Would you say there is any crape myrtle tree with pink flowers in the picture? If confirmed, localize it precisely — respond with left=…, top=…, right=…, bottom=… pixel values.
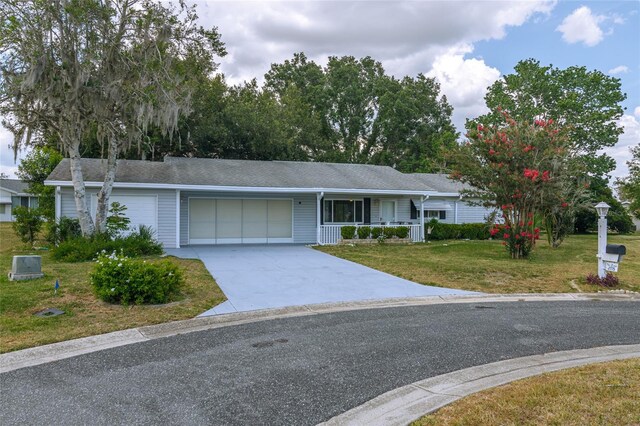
left=449, top=109, right=586, bottom=259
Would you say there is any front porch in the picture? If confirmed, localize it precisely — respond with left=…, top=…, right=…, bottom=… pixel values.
left=318, top=223, right=423, bottom=245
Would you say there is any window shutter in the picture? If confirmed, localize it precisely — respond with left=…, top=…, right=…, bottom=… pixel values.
left=410, top=200, right=418, bottom=220
left=364, top=198, right=371, bottom=224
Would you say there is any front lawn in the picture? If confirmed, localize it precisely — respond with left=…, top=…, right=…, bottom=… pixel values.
left=412, top=359, right=640, bottom=426
left=317, top=234, right=640, bottom=293
left=0, top=223, right=225, bottom=353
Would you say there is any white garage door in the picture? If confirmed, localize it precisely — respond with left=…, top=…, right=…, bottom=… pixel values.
left=189, top=198, right=293, bottom=244
left=92, top=194, right=158, bottom=234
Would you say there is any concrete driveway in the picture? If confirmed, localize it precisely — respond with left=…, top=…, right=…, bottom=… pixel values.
left=166, top=245, right=476, bottom=315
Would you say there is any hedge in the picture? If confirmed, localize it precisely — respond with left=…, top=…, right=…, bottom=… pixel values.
left=426, top=220, right=490, bottom=241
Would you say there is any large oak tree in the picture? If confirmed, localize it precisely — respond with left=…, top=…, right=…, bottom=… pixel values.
left=1, top=0, right=225, bottom=235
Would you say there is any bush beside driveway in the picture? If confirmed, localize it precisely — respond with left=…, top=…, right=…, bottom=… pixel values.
left=0, top=223, right=225, bottom=353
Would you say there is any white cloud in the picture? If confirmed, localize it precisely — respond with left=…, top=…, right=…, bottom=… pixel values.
left=608, top=65, right=629, bottom=75
left=0, top=128, right=28, bottom=178
left=193, top=0, right=555, bottom=84
left=605, top=111, right=640, bottom=180
left=426, top=45, right=501, bottom=134
left=556, top=6, right=605, bottom=47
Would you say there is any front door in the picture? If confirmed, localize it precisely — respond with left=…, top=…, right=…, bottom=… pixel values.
left=380, top=200, right=396, bottom=223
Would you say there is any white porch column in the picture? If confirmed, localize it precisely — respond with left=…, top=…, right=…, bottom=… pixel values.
left=175, top=189, right=181, bottom=248
left=455, top=196, right=462, bottom=224
left=55, top=186, right=61, bottom=220
left=316, top=192, right=324, bottom=245
left=420, top=195, right=426, bottom=242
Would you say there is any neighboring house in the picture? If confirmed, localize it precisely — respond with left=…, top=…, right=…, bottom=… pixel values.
left=0, top=179, right=39, bottom=222
left=45, top=157, right=495, bottom=247
left=621, top=201, right=640, bottom=232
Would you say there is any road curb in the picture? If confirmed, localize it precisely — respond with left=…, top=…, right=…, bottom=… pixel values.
left=1, top=293, right=638, bottom=374
left=319, top=344, right=640, bottom=426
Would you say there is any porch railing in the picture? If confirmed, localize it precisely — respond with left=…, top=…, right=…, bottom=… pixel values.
left=318, top=224, right=422, bottom=245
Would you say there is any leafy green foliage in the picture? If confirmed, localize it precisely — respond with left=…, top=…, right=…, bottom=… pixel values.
left=264, top=53, right=457, bottom=171
left=617, top=145, right=640, bottom=219
left=12, top=206, right=43, bottom=245
left=105, top=202, right=131, bottom=238
left=574, top=177, right=635, bottom=234
left=474, top=59, right=626, bottom=178
left=51, top=229, right=162, bottom=262
left=371, top=227, right=384, bottom=239
left=16, top=147, right=62, bottom=221
left=341, top=226, right=357, bottom=240
left=383, top=227, right=396, bottom=239
left=91, top=251, right=183, bottom=305
left=357, top=226, right=371, bottom=239
left=426, top=219, right=490, bottom=241
left=45, top=217, right=82, bottom=245
left=395, top=226, right=410, bottom=239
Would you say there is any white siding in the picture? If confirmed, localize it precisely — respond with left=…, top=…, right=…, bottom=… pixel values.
left=59, top=187, right=177, bottom=248
left=456, top=200, right=495, bottom=224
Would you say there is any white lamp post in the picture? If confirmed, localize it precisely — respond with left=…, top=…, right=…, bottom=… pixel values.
left=595, top=201, right=610, bottom=278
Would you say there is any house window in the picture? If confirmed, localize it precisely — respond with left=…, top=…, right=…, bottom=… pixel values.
left=0, top=204, right=5, bottom=214
left=324, top=199, right=363, bottom=224
left=426, top=210, right=446, bottom=220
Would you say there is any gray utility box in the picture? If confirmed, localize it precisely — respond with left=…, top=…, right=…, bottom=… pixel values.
left=603, top=244, right=626, bottom=263
left=8, top=255, right=44, bottom=281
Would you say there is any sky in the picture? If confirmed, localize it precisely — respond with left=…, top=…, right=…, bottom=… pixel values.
left=1, top=0, right=639, bottom=182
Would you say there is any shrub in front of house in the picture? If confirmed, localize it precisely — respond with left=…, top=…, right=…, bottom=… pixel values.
left=426, top=219, right=491, bottom=241
left=395, top=226, right=409, bottom=239
left=357, top=226, right=371, bottom=239
left=340, top=226, right=357, bottom=240
left=371, top=227, right=383, bottom=239
left=382, top=227, right=396, bottom=239
left=52, top=227, right=163, bottom=262
left=91, top=250, right=183, bottom=305
left=46, top=217, right=82, bottom=245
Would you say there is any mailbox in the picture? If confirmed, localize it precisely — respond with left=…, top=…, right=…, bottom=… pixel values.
left=604, top=244, right=626, bottom=262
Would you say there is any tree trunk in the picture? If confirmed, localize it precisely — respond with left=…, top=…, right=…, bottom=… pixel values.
left=95, top=140, right=119, bottom=233
left=68, top=141, right=96, bottom=236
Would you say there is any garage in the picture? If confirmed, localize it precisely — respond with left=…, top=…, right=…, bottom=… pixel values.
left=189, top=198, right=293, bottom=244
left=91, top=194, right=158, bottom=234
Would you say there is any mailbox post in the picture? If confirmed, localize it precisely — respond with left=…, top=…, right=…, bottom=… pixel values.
left=595, top=202, right=610, bottom=279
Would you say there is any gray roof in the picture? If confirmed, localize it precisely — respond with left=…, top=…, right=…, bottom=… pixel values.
left=0, top=179, right=30, bottom=194
left=410, top=173, right=469, bottom=193
left=47, top=157, right=439, bottom=193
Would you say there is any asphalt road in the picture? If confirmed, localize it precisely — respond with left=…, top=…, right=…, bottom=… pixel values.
left=2, top=301, right=639, bottom=425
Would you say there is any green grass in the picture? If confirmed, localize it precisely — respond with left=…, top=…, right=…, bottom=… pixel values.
left=0, top=223, right=225, bottom=353
left=412, top=359, right=640, bottom=426
left=317, top=234, right=640, bottom=293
